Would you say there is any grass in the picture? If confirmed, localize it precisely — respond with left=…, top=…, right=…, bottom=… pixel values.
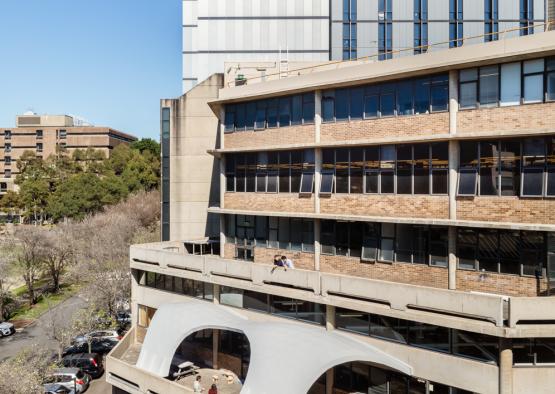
left=9, top=283, right=80, bottom=321
left=11, top=278, right=50, bottom=297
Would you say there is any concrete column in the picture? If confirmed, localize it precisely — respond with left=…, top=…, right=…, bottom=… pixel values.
left=212, top=329, right=220, bottom=369
left=315, top=90, right=322, bottom=144
left=499, top=338, right=513, bottom=394
left=448, top=70, right=458, bottom=135
left=213, top=284, right=221, bottom=305
left=220, top=154, right=226, bottom=210
left=325, top=303, right=335, bottom=394
left=315, top=148, right=322, bottom=214
left=314, top=219, right=321, bottom=271
left=219, top=214, right=225, bottom=259
left=448, top=226, right=457, bottom=290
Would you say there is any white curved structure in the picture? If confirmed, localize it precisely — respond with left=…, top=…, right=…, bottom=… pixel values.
left=136, top=301, right=412, bottom=394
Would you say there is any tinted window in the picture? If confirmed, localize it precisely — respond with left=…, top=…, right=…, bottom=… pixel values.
left=335, top=89, right=350, bottom=121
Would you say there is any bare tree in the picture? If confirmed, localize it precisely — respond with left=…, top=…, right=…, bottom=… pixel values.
left=41, top=224, right=75, bottom=293
left=10, top=226, right=47, bottom=306
left=0, top=248, right=14, bottom=320
left=0, top=345, right=53, bottom=394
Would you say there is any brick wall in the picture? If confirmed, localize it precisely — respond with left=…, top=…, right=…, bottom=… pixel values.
left=253, top=246, right=315, bottom=270
left=457, top=197, right=555, bottom=224
left=320, top=113, right=449, bottom=143
left=456, top=269, right=547, bottom=297
left=223, top=243, right=236, bottom=259
left=320, top=194, right=449, bottom=219
left=224, top=192, right=315, bottom=213
left=224, top=124, right=315, bottom=149
left=457, top=102, right=555, bottom=134
left=320, top=255, right=449, bottom=289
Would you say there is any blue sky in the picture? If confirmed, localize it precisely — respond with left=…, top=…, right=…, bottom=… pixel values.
left=0, top=0, right=181, bottom=140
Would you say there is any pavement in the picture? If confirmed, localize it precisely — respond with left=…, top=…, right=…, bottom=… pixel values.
left=0, top=294, right=87, bottom=362
left=88, top=373, right=112, bottom=394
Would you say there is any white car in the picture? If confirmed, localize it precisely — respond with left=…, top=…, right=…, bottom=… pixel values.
left=74, top=329, right=122, bottom=344
left=0, top=321, right=15, bottom=337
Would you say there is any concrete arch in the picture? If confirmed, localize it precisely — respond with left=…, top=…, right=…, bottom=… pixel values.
left=136, top=301, right=413, bottom=394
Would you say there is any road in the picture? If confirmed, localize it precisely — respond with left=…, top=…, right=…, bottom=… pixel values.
left=0, top=294, right=87, bottom=362
left=88, top=373, right=111, bottom=394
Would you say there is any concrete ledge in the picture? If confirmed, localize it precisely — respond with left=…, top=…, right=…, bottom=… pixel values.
left=252, top=264, right=321, bottom=293
left=205, top=256, right=253, bottom=280
left=509, top=297, right=555, bottom=327
left=321, top=273, right=506, bottom=327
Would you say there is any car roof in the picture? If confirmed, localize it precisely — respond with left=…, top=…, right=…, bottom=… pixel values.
left=52, top=367, right=81, bottom=374
left=63, top=353, right=97, bottom=360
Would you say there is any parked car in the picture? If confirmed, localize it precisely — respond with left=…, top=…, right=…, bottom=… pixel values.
left=43, top=383, right=75, bottom=393
left=74, top=329, right=122, bottom=344
left=43, top=368, right=89, bottom=393
left=63, top=338, right=119, bottom=356
left=115, top=311, right=131, bottom=327
left=0, top=321, right=15, bottom=337
left=61, top=353, right=104, bottom=379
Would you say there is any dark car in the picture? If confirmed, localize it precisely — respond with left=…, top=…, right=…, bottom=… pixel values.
left=63, top=338, right=118, bottom=356
left=61, top=353, right=104, bottom=379
left=43, top=383, right=75, bottom=393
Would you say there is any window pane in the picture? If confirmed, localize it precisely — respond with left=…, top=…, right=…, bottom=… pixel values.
left=365, top=171, right=379, bottom=193
left=255, top=216, right=267, bottom=246
left=432, top=169, right=448, bottom=194
left=364, top=94, right=379, bottom=118
left=521, top=232, right=544, bottom=276
left=395, top=224, right=413, bottom=263
left=408, top=322, right=450, bottom=353
left=458, top=229, right=477, bottom=270
left=303, top=93, right=315, bottom=123
left=267, top=99, right=278, bottom=127
left=225, top=105, right=236, bottom=132
left=290, top=150, right=303, bottom=193
left=235, top=104, right=246, bottom=130
left=290, top=219, right=303, bottom=251
left=524, top=58, right=544, bottom=74
left=379, top=223, right=395, bottom=261
left=291, top=95, right=302, bottom=126
left=335, top=148, right=349, bottom=193
left=548, top=71, right=555, bottom=102
left=500, top=62, right=521, bottom=106
left=430, top=227, right=448, bottom=267
left=255, top=101, right=266, bottom=129
left=413, top=144, right=430, bottom=194
left=362, top=223, right=379, bottom=260
left=320, top=171, right=334, bottom=194
left=524, top=75, right=544, bottom=103
left=380, top=92, right=395, bottom=117
left=522, top=168, right=544, bottom=196
left=350, top=148, right=364, bottom=193
left=396, top=145, right=413, bottom=194
left=458, top=169, right=477, bottom=196
left=500, top=140, right=521, bottom=196
left=460, top=141, right=479, bottom=167
left=499, top=231, right=521, bottom=275
left=245, top=102, right=256, bottom=130
left=460, top=82, right=478, bottom=108
left=397, top=81, right=414, bottom=115
left=479, top=65, right=499, bottom=107
left=336, top=308, right=369, bottom=335
left=350, top=222, right=363, bottom=258
left=322, top=91, right=335, bottom=122
left=279, top=97, right=291, bottom=126
left=279, top=152, right=290, bottom=193
left=300, top=172, right=314, bottom=194
left=479, top=141, right=499, bottom=196
left=335, top=89, right=350, bottom=121
left=478, top=229, right=499, bottom=273
left=302, top=220, right=315, bottom=252
left=321, top=220, right=335, bottom=255
left=370, top=315, right=407, bottom=343
left=350, top=87, right=364, bottom=119
left=414, top=78, right=431, bottom=114
left=430, top=74, right=449, bottom=111
left=453, top=330, right=499, bottom=363
left=278, top=217, right=290, bottom=249
left=246, top=154, right=256, bottom=192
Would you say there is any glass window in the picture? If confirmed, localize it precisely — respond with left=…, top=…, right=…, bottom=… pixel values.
left=255, top=101, right=266, bottom=130
left=303, top=93, right=315, bottom=123
left=291, top=95, right=303, bottom=126
left=300, top=172, right=314, bottom=194
left=255, top=216, right=267, bottom=247
left=408, top=322, right=450, bottom=353
left=268, top=217, right=279, bottom=248
left=431, top=142, right=448, bottom=195
left=290, top=150, right=303, bottom=193
left=479, top=65, right=499, bottom=107
left=278, top=217, right=290, bottom=249
left=246, top=154, right=256, bottom=192
left=414, top=77, right=430, bottom=114
left=478, top=229, right=499, bottom=273
left=336, top=308, right=369, bottom=335
left=235, top=104, right=246, bottom=130
left=479, top=141, right=499, bottom=196
left=290, top=218, right=303, bottom=251
left=453, top=330, right=499, bottom=363
left=321, top=220, right=335, bottom=255
left=279, top=151, right=290, bottom=193
left=322, top=91, right=335, bottom=122
left=243, top=290, right=268, bottom=313
left=335, top=89, right=350, bottom=121
left=458, top=229, right=477, bottom=270
left=364, top=87, right=379, bottom=118
left=522, top=138, right=545, bottom=196
left=302, top=220, right=315, bottom=253
left=500, top=140, right=521, bottom=196
left=458, top=169, right=478, bottom=196
left=245, top=102, right=256, bottom=130
left=267, top=99, right=278, bottom=128
left=362, top=223, right=379, bottom=261
left=350, top=148, right=364, bottom=193
left=380, top=146, right=395, bottom=194
left=395, top=224, right=414, bottom=263
left=397, top=81, right=414, bottom=115
left=336, top=222, right=349, bottom=256
left=350, top=222, right=363, bottom=258
left=225, top=105, right=236, bottom=132
left=460, top=68, right=478, bottom=109
left=370, top=314, right=407, bottom=343
left=279, top=97, right=291, bottom=126
left=396, top=145, right=413, bottom=194
left=430, top=227, right=448, bottom=267
left=379, top=223, right=395, bottom=262
left=320, top=170, right=334, bottom=194
left=380, top=84, right=395, bottom=117
left=256, top=152, right=267, bottom=192
left=430, top=74, right=449, bottom=111
left=499, top=230, right=521, bottom=275
left=523, top=59, right=544, bottom=104
left=267, top=152, right=279, bottom=193
left=335, top=149, right=349, bottom=193
left=521, top=231, right=544, bottom=276
left=500, top=62, right=521, bottom=106
left=350, top=87, right=364, bottom=119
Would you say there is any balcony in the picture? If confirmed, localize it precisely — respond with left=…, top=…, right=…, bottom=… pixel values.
left=129, top=241, right=555, bottom=336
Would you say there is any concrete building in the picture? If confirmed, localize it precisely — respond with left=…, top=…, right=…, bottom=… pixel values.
left=182, top=0, right=551, bottom=93
left=108, top=31, right=555, bottom=393
left=0, top=113, right=136, bottom=194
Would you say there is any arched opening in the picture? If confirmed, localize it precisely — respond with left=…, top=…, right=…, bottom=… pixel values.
left=168, top=328, right=250, bottom=393
left=308, top=361, right=468, bottom=394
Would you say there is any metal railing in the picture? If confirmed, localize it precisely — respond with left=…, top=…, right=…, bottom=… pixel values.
left=226, top=21, right=553, bottom=88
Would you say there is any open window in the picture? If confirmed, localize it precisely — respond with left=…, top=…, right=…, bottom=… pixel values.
left=457, top=169, right=478, bottom=196
left=320, top=170, right=334, bottom=195
left=299, top=172, right=314, bottom=195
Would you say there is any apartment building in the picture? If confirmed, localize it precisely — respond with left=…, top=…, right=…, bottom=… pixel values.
left=182, top=0, right=550, bottom=92
left=107, top=31, right=555, bottom=394
left=0, top=113, right=136, bottom=194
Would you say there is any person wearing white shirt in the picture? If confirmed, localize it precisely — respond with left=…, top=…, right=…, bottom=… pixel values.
left=193, top=376, right=204, bottom=393
left=281, top=255, right=295, bottom=269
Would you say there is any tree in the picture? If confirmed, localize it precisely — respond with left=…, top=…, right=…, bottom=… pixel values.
left=0, top=250, right=14, bottom=320
left=10, top=226, right=46, bottom=305
left=0, top=345, right=53, bottom=394
left=0, top=190, right=22, bottom=215
left=41, top=225, right=75, bottom=292
left=18, top=178, right=50, bottom=224
left=131, top=138, right=161, bottom=157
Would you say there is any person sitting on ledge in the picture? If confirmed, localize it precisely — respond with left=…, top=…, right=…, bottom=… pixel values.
left=281, top=255, right=295, bottom=269
left=271, top=254, right=287, bottom=272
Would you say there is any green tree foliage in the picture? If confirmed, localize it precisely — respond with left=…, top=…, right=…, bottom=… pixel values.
left=131, top=138, right=160, bottom=157
left=5, top=142, right=159, bottom=223
left=0, top=190, right=22, bottom=213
